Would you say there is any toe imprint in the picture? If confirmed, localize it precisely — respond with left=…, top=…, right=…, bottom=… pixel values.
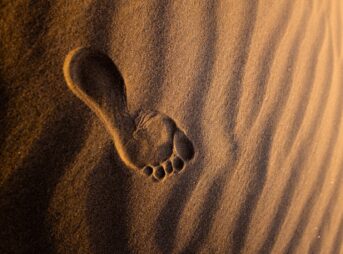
left=143, top=166, right=153, bottom=176
left=174, top=130, right=195, bottom=161
left=172, top=156, right=184, bottom=171
left=164, top=161, right=173, bottom=174
left=154, top=166, right=166, bottom=180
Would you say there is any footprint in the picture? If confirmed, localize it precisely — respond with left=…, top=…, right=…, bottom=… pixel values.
left=63, top=47, right=195, bottom=182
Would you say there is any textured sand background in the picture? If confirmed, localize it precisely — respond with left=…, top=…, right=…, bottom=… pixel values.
left=1, top=0, right=343, bottom=253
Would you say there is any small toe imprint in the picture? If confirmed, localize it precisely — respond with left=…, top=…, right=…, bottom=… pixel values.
left=164, top=161, right=173, bottom=174
left=143, top=166, right=153, bottom=176
left=154, top=166, right=166, bottom=180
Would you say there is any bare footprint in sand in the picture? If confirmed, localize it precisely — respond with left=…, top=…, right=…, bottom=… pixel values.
left=63, top=47, right=194, bottom=181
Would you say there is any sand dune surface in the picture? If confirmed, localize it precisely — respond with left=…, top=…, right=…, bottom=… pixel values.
left=0, top=1, right=342, bottom=253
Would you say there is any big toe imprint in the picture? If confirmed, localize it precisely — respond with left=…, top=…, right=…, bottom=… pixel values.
left=143, top=128, right=194, bottom=182
left=174, top=129, right=195, bottom=161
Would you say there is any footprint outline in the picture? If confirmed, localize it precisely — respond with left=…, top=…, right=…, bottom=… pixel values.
left=63, top=47, right=195, bottom=181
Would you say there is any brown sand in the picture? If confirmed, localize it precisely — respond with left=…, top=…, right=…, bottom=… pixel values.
left=1, top=1, right=342, bottom=253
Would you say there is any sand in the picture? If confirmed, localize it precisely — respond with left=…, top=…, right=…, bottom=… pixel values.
left=0, top=0, right=342, bottom=253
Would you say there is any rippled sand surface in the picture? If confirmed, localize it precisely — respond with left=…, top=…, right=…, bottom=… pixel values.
left=0, top=1, right=342, bottom=253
